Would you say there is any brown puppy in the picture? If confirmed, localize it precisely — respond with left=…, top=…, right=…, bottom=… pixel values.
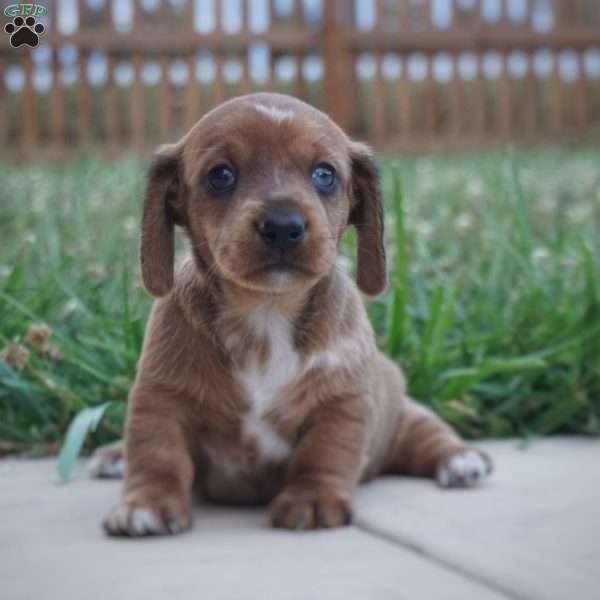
left=92, top=93, right=492, bottom=536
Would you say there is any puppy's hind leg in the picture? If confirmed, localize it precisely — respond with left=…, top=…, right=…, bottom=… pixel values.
left=88, top=440, right=126, bottom=479
left=384, top=398, right=493, bottom=488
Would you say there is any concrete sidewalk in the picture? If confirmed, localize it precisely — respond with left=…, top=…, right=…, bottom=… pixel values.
left=1, top=438, right=598, bottom=600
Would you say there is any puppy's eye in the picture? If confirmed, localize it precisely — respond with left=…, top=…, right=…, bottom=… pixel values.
left=207, top=164, right=237, bottom=194
left=311, top=163, right=336, bottom=193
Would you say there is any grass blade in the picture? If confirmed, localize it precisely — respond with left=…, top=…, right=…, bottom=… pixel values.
left=56, top=402, right=112, bottom=482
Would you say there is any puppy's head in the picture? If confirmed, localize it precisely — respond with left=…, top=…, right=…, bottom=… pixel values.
left=141, top=93, right=385, bottom=298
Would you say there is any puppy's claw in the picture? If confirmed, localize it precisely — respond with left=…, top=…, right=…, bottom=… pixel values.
left=270, top=487, right=352, bottom=530
left=436, top=448, right=493, bottom=488
left=102, top=503, right=190, bottom=537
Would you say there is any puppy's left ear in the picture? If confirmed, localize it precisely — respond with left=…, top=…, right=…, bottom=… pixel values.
left=141, top=143, right=185, bottom=297
left=348, top=143, right=386, bottom=296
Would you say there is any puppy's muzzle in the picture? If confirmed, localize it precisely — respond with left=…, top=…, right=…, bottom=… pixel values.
left=256, top=209, right=306, bottom=252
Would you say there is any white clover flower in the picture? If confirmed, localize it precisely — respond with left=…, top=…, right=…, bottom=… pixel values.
left=32, top=196, right=47, bottom=214
left=454, top=213, right=474, bottom=230
left=560, top=253, right=578, bottom=268
left=122, top=216, right=138, bottom=240
left=61, top=198, right=73, bottom=213
left=87, top=263, right=107, bottom=279
left=415, top=161, right=436, bottom=180
left=532, top=246, right=550, bottom=263
left=573, top=164, right=597, bottom=190
left=41, top=375, right=58, bottom=390
left=62, top=298, right=82, bottom=316
left=414, top=220, right=434, bottom=238
left=466, top=179, right=484, bottom=199
left=539, top=194, right=559, bottom=215
left=566, top=205, right=592, bottom=223
left=89, top=195, right=104, bottom=212
left=417, top=178, right=437, bottom=196
left=445, top=172, right=463, bottom=187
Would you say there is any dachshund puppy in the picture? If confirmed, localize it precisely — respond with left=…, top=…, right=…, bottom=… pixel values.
left=93, top=93, right=492, bottom=536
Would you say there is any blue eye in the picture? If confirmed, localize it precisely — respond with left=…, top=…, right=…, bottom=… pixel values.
left=207, top=164, right=237, bottom=194
left=311, top=163, right=336, bottom=193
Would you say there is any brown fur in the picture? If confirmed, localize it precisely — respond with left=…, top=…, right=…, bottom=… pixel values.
left=98, top=93, right=492, bottom=536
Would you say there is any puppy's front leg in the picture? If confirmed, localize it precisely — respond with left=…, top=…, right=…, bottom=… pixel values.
left=103, top=384, right=194, bottom=537
left=270, top=395, right=367, bottom=530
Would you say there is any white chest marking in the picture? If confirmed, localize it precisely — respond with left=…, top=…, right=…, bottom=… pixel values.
left=237, top=304, right=298, bottom=461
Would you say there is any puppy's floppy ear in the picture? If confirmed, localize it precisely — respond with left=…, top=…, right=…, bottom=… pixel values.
left=141, top=143, right=185, bottom=297
left=348, top=142, right=386, bottom=296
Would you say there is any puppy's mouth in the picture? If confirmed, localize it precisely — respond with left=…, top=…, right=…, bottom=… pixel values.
left=215, top=229, right=333, bottom=293
left=249, top=259, right=315, bottom=277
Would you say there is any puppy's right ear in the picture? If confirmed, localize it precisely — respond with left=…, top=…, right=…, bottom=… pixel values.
left=141, top=144, right=184, bottom=297
left=348, top=142, right=386, bottom=297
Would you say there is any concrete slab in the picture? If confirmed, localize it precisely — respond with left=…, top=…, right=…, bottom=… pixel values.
left=0, top=459, right=503, bottom=600
left=1, top=438, right=598, bottom=600
left=355, top=438, right=600, bottom=600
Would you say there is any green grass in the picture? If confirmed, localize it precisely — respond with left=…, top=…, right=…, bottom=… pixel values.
left=1, top=147, right=599, bottom=460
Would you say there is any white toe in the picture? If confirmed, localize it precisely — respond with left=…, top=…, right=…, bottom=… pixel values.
left=436, top=449, right=492, bottom=488
left=88, top=456, right=126, bottom=479
left=103, top=505, right=166, bottom=536
left=103, top=504, right=130, bottom=535
left=130, top=507, right=164, bottom=535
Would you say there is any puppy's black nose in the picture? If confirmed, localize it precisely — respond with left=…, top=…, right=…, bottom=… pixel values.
left=257, top=211, right=306, bottom=249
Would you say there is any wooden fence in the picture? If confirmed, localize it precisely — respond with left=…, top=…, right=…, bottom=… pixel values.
left=1, top=0, right=600, bottom=155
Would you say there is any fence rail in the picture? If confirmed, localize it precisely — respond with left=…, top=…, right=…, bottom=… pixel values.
left=1, top=0, right=600, bottom=155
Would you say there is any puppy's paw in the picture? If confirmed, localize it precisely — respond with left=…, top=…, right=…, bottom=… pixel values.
left=269, top=486, right=352, bottom=530
left=88, top=442, right=125, bottom=479
left=88, top=454, right=126, bottom=479
left=102, top=501, right=191, bottom=537
left=436, top=448, right=493, bottom=488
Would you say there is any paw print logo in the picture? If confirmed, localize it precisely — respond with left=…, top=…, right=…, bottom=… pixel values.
left=4, top=16, right=45, bottom=48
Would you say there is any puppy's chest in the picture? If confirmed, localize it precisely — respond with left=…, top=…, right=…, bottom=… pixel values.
left=222, top=306, right=302, bottom=466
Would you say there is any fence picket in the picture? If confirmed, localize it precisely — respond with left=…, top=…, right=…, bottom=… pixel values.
left=575, top=52, right=588, bottom=132
left=498, top=52, right=512, bottom=139
left=186, top=54, right=199, bottom=129
left=424, top=54, right=436, bottom=140
left=449, top=54, right=461, bottom=138
left=22, top=53, right=35, bottom=151
left=399, top=55, right=412, bottom=139
left=294, top=54, right=306, bottom=101
left=50, top=48, right=64, bottom=147
left=159, top=57, right=171, bottom=141
left=131, top=55, right=144, bottom=149
left=524, top=52, right=537, bottom=137
left=371, top=53, right=386, bottom=145
left=551, top=52, right=562, bottom=134
left=105, top=56, right=118, bottom=149
left=77, top=51, right=91, bottom=145
left=474, top=52, right=486, bottom=138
